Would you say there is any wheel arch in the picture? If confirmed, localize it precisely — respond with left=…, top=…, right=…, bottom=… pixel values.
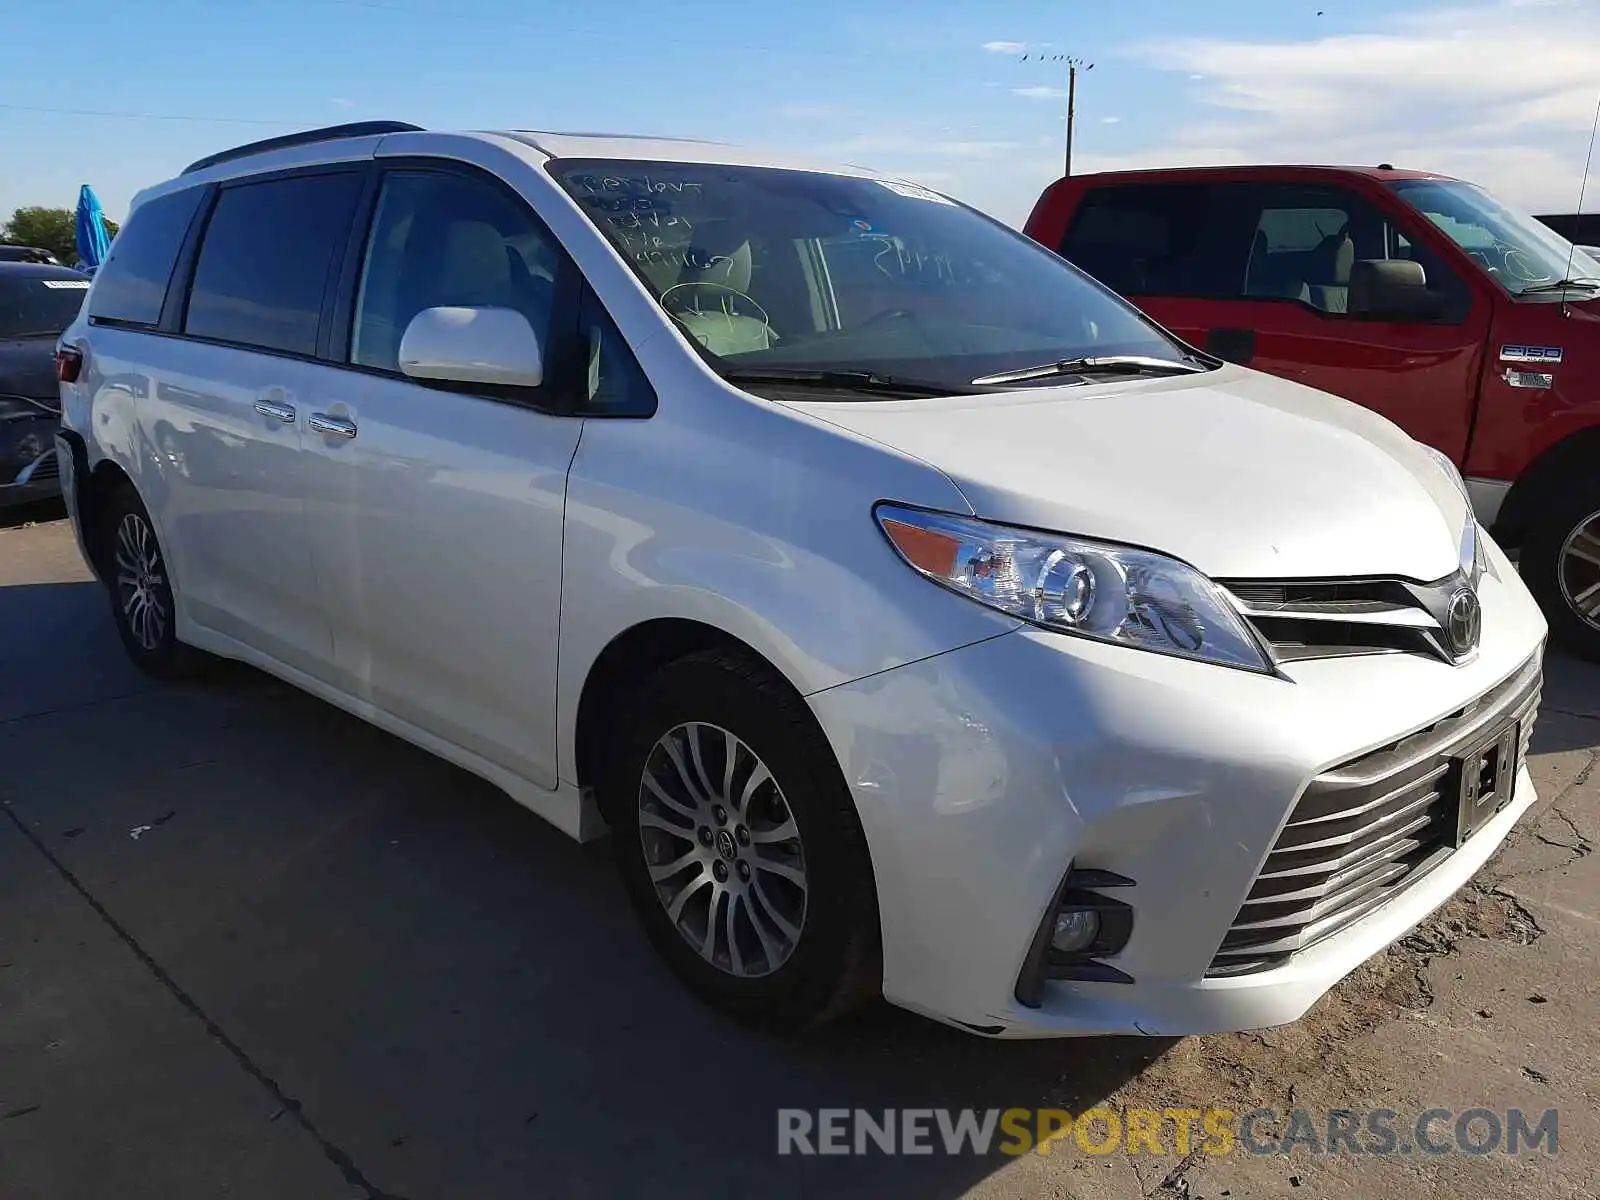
left=78, top=454, right=139, bottom=585
left=1492, top=425, right=1600, bottom=549
left=573, top=617, right=793, bottom=804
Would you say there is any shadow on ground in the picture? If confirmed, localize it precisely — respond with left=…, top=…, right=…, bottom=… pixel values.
left=0, top=574, right=1169, bottom=1199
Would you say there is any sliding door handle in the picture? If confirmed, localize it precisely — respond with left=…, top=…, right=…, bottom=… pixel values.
left=253, top=399, right=297, bottom=423
left=309, top=413, right=358, bottom=439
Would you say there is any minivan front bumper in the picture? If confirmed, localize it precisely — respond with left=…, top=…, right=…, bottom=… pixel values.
left=806, top=537, right=1548, bottom=1038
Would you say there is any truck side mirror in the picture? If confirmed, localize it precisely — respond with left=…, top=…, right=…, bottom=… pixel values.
left=1349, top=259, right=1444, bottom=321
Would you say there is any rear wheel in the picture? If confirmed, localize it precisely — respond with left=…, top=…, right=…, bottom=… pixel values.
left=1521, top=476, right=1600, bottom=662
left=102, top=483, right=211, bottom=679
left=601, top=648, right=879, bottom=1031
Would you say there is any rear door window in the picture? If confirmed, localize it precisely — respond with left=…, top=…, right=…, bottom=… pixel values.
left=1059, top=184, right=1251, bottom=298
left=184, top=171, right=363, bottom=356
left=87, top=187, right=205, bottom=327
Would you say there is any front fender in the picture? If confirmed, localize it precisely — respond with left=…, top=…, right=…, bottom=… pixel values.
left=554, top=399, right=1019, bottom=784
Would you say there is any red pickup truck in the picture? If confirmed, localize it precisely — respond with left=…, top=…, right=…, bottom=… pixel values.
left=1025, top=165, right=1600, bottom=658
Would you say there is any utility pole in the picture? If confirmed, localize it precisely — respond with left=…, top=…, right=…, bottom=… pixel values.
left=1017, top=51, right=1094, bottom=176
left=1062, top=56, right=1093, bottom=176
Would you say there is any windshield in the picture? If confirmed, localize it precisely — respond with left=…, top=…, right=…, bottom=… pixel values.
left=1390, top=179, right=1600, bottom=294
left=0, top=275, right=90, bottom=337
left=552, top=159, right=1195, bottom=389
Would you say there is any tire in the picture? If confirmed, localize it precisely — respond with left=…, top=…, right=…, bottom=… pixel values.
left=101, top=483, right=211, bottom=679
left=600, top=647, right=880, bottom=1031
left=1521, top=475, right=1600, bottom=662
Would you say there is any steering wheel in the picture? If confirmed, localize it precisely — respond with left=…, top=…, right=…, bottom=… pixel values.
left=659, top=281, right=772, bottom=329
left=861, top=308, right=918, bottom=327
left=1499, top=248, right=1544, bottom=285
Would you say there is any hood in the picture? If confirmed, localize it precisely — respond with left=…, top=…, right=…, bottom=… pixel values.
left=785, top=365, right=1468, bottom=581
left=0, top=337, right=62, bottom=408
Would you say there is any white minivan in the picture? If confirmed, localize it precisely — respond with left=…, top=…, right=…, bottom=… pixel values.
left=56, top=122, right=1547, bottom=1038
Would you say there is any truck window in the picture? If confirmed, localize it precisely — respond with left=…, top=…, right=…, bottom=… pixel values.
left=1241, top=183, right=1470, bottom=320
left=1059, top=184, right=1247, bottom=298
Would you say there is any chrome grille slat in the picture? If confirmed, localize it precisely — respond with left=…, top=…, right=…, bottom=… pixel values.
left=1206, top=656, right=1542, bottom=976
left=1283, top=762, right=1450, bottom=829
left=1256, top=806, right=1437, bottom=885
left=1270, top=789, right=1441, bottom=855
left=1220, top=574, right=1468, bottom=664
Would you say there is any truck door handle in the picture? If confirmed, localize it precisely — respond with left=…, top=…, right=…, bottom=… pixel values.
left=253, top=399, right=297, bottom=423
left=1205, top=328, right=1256, bottom=365
left=309, top=413, right=357, bottom=439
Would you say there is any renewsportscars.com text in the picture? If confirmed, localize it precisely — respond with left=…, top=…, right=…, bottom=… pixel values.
left=777, top=1106, right=1559, bottom=1158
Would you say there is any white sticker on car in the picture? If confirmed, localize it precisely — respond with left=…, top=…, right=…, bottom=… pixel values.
left=41, top=279, right=91, bottom=289
left=876, top=180, right=956, bottom=205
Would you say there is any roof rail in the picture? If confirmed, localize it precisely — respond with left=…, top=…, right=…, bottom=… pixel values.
left=181, top=121, right=425, bottom=176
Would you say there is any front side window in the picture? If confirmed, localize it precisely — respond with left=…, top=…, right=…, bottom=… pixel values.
left=1390, top=179, right=1600, bottom=294
left=553, top=160, right=1193, bottom=391
left=352, top=171, right=563, bottom=374
left=0, top=274, right=90, bottom=338
left=184, top=172, right=363, bottom=355
left=87, top=186, right=204, bottom=327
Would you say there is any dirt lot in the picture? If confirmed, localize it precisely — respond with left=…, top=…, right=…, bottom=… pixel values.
left=1, top=504, right=1595, bottom=1200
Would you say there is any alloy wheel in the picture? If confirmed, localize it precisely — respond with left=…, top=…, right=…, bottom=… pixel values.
left=637, top=722, right=808, bottom=978
left=114, top=512, right=169, bottom=652
left=1559, top=509, right=1600, bottom=632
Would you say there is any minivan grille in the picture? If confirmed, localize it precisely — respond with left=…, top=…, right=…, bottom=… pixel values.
left=1220, top=576, right=1462, bottom=664
left=1207, top=656, right=1541, bottom=977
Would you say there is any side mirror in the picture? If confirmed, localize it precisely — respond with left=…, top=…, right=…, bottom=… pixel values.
left=398, top=306, right=544, bottom=389
left=1349, top=259, right=1444, bottom=321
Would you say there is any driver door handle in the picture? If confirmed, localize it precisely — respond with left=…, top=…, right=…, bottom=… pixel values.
left=309, top=413, right=357, bottom=439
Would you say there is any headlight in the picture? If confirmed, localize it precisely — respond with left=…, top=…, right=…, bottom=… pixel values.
left=1418, top=445, right=1485, bottom=584
left=876, top=504, right=1272, bottom=672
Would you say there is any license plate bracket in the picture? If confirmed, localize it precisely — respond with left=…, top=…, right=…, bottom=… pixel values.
left=1454, top=722, right=1520, bottom=847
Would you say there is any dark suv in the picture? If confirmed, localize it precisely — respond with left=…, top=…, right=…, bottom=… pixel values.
left=1, top=262, right=90, bottom=504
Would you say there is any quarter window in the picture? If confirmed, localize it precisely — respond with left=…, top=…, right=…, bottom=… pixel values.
left=87, top=186, right=204, bottom=327
left=184, top=172, right=363, bottom=355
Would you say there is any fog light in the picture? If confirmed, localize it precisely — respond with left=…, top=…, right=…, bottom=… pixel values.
left=1016, top=866, right=1137, bottom=1008
left=1051, top=909, right=1101, bottom=954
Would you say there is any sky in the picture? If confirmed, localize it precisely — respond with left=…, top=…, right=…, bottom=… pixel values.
left=3, top=0, right=1599, bottom=230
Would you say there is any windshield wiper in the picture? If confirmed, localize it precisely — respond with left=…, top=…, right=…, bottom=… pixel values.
left=1518, top=277, right=1600, bottom=295
left=721, top=368, right=987, bottom=398
left=969, top=354, right=1206, bottom=387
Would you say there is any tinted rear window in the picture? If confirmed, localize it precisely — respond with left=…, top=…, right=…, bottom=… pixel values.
left=0, top=274, right=91, bottom=337
left=184, top=172, right=363, bottom=356
left=87, top=187, right=205, bottom=326
left=1060, top=184, right=1250, bottom=297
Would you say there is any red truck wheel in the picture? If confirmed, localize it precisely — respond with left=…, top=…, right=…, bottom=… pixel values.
left=1522, top=479, right=1600, bottom=663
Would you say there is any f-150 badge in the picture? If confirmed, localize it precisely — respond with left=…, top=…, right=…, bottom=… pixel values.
left=1499, top=345, right=1564, bottom=364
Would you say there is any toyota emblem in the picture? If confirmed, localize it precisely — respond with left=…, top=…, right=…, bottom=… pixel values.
left=1445, top=587, right=1482, bottom=658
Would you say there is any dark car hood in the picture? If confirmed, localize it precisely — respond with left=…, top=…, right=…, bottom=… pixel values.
left=0, top=336, right=61, bottom=409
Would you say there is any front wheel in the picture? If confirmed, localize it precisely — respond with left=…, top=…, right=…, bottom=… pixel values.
left=1521, top=479, right=1600, bottom=662
left=601, top=648, right=879, bottom=1031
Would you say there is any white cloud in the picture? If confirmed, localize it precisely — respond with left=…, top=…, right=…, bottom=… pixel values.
left=1101, top=116, right=1122, bottom=124
left=1012, top=86, right=1068, bottom=101
left=1125, top=0, right=1600, bottom=210
left=982, top=41, right=1029, bottom=54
